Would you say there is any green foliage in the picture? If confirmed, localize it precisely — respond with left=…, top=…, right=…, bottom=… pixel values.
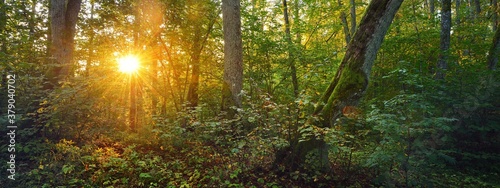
left=1, top=0, right=499, bottom=187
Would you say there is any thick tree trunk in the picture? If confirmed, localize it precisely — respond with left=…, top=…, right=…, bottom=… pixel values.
left=278, top=0, right=403, bottom=171
left=487, top=23, right=500, bottom=70
left=221, top=0, right=243, bottom=116
left=436, top=0, right=451, bottom=79
left=283, top=0, right=299, bottom=97
left=45, top=0, right=82, bottom=89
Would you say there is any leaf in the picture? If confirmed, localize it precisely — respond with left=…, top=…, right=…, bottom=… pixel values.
left=139, top=172, right=152, bottom=179
left=62, top=164, right=74, bottom=174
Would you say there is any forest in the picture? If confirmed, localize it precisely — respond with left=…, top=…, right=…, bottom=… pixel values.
left=0, top=0, right=499, bottom=187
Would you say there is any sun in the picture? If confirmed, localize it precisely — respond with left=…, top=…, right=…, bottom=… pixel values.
left=117, top=55, right=140, bottom=73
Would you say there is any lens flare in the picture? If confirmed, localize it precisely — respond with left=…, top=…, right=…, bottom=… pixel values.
left=117, top=55, right=140, bottom=73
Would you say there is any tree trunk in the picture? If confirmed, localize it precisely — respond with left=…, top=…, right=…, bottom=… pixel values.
left=187, top=24, right=202, bottom=107
left=221, top=0, right=243, bottom=116
left=436, top=0, right=451, bottom=79
left=45, top=0, right=82, bottom=89
left=430, top=0, right=435, bottom=17
left=86, top=0, right=95, bottom=77
left=130, top=0, right=141, bottom=132
left=487, top=23, right=500, bottom=70
left=493, top=0, right=498, bottom=31
left=339, top=0, right=351, bottom=45
left=0, top=0, right=6, bottom=53
left=456, top=0, right=461, bottom=25
left=474, top=0, right=481, bottom=15
left=279, top=0, right=403, bottom=171
left=283, top=0, right=299, bottom=97
left=187, top=5, right=216, bottom=108
left=350, top=0, right=356, bottom=35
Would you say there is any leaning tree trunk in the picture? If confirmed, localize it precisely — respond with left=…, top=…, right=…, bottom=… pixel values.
left=277, top=0, right=404, bottom=172
left=45, top=0, right=82, bottom=89
left=221, top=0, right=243, bottom=117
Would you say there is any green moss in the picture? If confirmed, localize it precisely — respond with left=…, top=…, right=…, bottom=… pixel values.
left=320, top=66, right=367, bottom=127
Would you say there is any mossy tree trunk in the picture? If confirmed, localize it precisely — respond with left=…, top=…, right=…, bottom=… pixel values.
left=278, top=0, right=403, bottom=172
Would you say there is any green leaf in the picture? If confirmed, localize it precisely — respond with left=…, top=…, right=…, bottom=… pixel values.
left=139, top=173, right=152, bottom=179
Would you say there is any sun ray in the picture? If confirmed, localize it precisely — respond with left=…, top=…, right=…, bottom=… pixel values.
left=117, top=55, right=140, bottom=73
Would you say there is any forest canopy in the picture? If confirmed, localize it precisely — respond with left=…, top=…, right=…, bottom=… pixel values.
left=0, top=0, right=499, bottom=187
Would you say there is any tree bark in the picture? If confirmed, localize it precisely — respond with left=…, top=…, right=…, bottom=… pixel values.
left=436, top=0, right=451, bottom=79
left=221, top=0, right=243, bottom=116
left=487, top=23, right=500, bottom=70
left=350, top=0, right=356, bottom=35
left=283, top=0, right=299, bottom=97
left=430, top=0, right=435, bottom=17
left=45, top=0, right=82, bottom=89
left=339, top=0, right=351, bottom=45
left=130, top=0, right=141, bottom=132
left=279, top=0, right=403, bottom=171
left=187, top=23, right=202, bottom=107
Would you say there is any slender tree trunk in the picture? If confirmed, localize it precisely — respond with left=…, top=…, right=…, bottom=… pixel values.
left=45, top=0, right=82, bottom=89
left=467, top=0, right=474, bottom=20
left=456, top=0, right=461, bottom=25
left=130, top=74, right=137, bottom=131
left=0, top=0, right=7, bottom=53
left=279, top=0, right=403, bottom=171
left=187, top=24, right=202, bottom=107
left=436, top=0, right=452, bottom=79
left=151, top=46, right=159, bottom=115
left=474, top=0, right=481, bottom=16
left=487, top=23, right=500, bottom=70
left=493, top=0, right=498, bottom=31
left=221, top=0, right=243, bottom=116
left=187, top=7, right=216, bottom=107
left=350, top=0, right=356, bottom=35
left=339, top=0, right=351, bottom=45
left=430, top=0, right=435, bottom=17
left=130, top=0, right=141, bottom=132
left=283, top=0, right=299, bottom=97
left=86, top=0, right=95, bottom=76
